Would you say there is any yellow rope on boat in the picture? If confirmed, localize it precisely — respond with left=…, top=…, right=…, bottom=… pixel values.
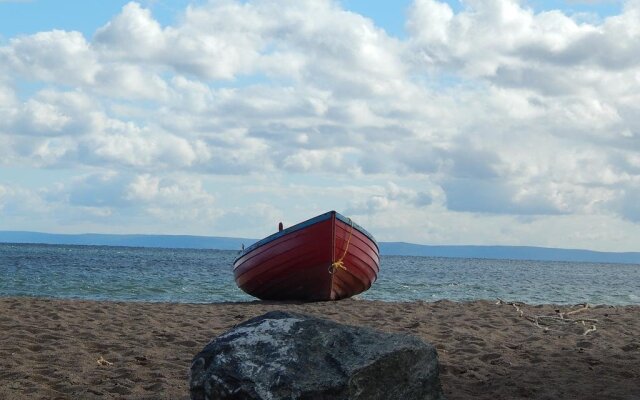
left=330, top=218, right=353, bottom=274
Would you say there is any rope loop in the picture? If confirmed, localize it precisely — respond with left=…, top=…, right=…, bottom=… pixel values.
left=329, top=217, right=353, bottom=274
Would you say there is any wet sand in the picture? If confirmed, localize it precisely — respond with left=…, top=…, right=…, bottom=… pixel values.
left=0, top=297, right=638, bottom=399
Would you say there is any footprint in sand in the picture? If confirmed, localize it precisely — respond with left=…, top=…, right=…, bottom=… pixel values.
left=43, top=312, right=61, bottom=320
left=26, top=344, right=44, bottom=352
left=143, top=382, right=164, bottom=391
left=451, top=347, right=481, bottom=355
left=176, top=340, right=198, bottom=347
left=106, top=384, right=133, bottom=395
left=404, top=321, right=421, bottom=329
left=36, top=333, right=61, bottom=341
left=479, top=353, right=502, bottom=363
left=134, top=355, right=149, bottom=366
left=576, top=340, right=593, bottom=349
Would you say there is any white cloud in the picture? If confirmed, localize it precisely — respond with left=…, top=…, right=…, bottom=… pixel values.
left=89, top=128, right=205, bottom=168
left=9, top=89, right=102, bottom=137
left=58, top=172, right=220, bottom=230
left=408, top=0, right=640, bottom=93
left=0, top=80, right=16, bottom=107
left=94, top=63, right=169, bottom=100
left=281, top=149, right=352, bottom=173
left=94, top=3, right=166, bottom=61
left=1, top=0, right=640, bottom=250
left=0, top=183, right=52, bottom=217
left=94, top=1, right=262, bottom=80
left=213, top=203, right=284, bottom=238
left=0, top=30, right=99, bottom=85
left=346, top=181, right=435, bottom=215
left=124, top=173, right=216, bottom=207
left=616, top=183, right=640, bottom=222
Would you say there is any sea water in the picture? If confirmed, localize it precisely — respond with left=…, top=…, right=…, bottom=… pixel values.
left=1, top=243, right=639, bottom=305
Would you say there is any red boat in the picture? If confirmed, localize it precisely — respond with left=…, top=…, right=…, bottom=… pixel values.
left=233, top=211, right=380, bottom=301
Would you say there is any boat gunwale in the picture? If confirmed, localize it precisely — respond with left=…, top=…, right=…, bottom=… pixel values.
left=233, top=211, right=378, bottom=266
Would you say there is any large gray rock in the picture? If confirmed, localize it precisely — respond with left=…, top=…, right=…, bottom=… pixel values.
left=189, top=311, right=444, bottom=400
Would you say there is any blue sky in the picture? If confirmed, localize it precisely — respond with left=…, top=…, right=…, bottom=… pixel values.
left=1, top=0, right=639, bottom=251
left=0, top=1, right=192, bottom=37
left=0, top=1, right=623, bottom=38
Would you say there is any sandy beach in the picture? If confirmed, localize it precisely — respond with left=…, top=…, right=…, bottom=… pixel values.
left=0, top=297, right=638, bottom=400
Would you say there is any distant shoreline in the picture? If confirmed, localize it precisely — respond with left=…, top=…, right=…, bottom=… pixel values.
left=2, top=230, right=640, bottom=264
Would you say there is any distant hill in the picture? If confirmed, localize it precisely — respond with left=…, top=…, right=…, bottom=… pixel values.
left=1, top=231, right=639, bottom=264
left=0, top=231, right=255, bottom=251
left=378, top=242, right=640, bottom=265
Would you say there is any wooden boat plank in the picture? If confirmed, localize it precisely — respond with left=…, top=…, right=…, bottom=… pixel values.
left=233, top=211, right=379, bottom=301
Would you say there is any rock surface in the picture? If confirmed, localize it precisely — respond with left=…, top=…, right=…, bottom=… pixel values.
left=189, top=310, right=444, bottom=400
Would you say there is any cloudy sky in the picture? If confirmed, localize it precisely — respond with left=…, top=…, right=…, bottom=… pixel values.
left=1, top=0, right=639, bottom=251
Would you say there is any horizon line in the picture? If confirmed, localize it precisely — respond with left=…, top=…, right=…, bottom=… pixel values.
left=1, top=229, right=639, bottom=256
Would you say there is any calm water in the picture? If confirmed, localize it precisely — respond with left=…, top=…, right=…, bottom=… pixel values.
left=1, top=243, right=639, bottom=305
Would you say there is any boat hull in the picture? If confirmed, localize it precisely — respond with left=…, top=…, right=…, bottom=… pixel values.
left=233, top=211, right=379, bottom=301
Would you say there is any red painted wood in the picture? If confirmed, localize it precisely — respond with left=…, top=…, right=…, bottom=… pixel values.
left=233, top=211, right=379, bottom=301
left=331, top=217, right=380, bottom=300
